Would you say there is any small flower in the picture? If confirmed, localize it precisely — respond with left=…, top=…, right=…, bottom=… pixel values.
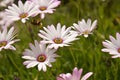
left=30, top=0, right=61, bottom=19
left=72, top=19, right=97, bottom=37
left=0, top=11, right=14, bottom=29
left=0, top=27, right=20, bottom=51
left=5, top=0, right=38, bottom=23
left=38, top=23, right=78, bottom=49
left=102, top=33, right=120, bottom=58
left=22, top=40, right=58, bottom=72
left=57, top=67, right=93, bottom=80
left=0, top=0, right=14, bottom=7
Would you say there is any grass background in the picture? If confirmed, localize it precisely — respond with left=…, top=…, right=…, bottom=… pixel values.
left=0, top=0, right=120, bottom=80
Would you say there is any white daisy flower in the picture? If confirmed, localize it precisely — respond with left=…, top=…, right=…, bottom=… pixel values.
left=102, top=33, right=120, bottom=58
left=38, top=23, right=78, bottom=49
left=29, top=0, right=61, bottom=19
left=72, top=19, right=97, bottom=37
left=0, top=11, right=14, bottom=29
left=5, top=0, right=38, bottom=23
left=22, top=40, right=58, bottom=72
left=0, top=27, right=20, bottom=51
left=0, top=0, right=14, bottom=7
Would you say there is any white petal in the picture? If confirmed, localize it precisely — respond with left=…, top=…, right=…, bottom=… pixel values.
left=26, top=61, right=39, bottom=68
left=21, top=19, right=26, bottom=23
left=38, top=63, right=42, bottom=71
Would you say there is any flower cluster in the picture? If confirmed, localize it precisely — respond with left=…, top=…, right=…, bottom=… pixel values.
left=4, top=0, right=61, bottom=24
left=0, top=0, right=100, bottom=80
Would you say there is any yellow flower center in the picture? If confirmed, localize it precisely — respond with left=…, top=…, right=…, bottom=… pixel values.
left=0, top=41, right=7, bottom=47
left=83, top=30, right=90, bottom=35
left=37, top=54, right=46, bottom=62
left=39, top=6, right=47, bottom=11
left=19, top=13, right=28, bottom=18
left=53, top=38, right=63, bottom=44
left=118, top=48, right=120, bottom=53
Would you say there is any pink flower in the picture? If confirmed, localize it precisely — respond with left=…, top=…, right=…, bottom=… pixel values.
left=57, top=67, right=93, bottom=80
left=29, top=0, right=61, bottom=19
left=102, top=33, right=120, bottom=58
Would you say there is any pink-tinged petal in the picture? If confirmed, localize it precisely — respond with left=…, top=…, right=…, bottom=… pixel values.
left=38, top=63, right=42, bottom=71
left=65, top=73, right=72, bottom=80
left=101, top=48, right=110, bottom=52
left=40, top=13, right=45, bottom=19
left=57, top=74, right=67, bottom=80
left=38, top=34, right=51, bottom=41
left=46, top=63, right=52, bottom=67
left=6, top=16, right=20, bottom=21
left=112, top=55, right=120, bottom=58
left=23, top=61, right=33, bottom=65
left=42, top=64, right=47, bottom=72
left=26, top=61, right=39, bottom=68
left=90, top=20, right=97, bottom=31
left=102, top=41, right=117, bottom=49
left=81, top=72, right=93, bottom=80
left=109, top=35, right=118, bottom=46
left=109, top=50, right=119, bottom=55
left=72, top=67, right=82, bottom=80
left=22, top=56, right=36, bottom=60
left=18, top=0, right=24, bottom=11
left=8, top=45, right=16, bottom=50
left=56, top=76, right=64, bottom=80
left=40, top=40, right=53, bottom=44
left=116, top=33, right=120, bottom=41
left=6, top=40, right=20, bottom=46
left=87, top=19, right=91, bottom=29
left=48, top=1, right=61, bottom=9
left=48, top=44, right=59, bottom=49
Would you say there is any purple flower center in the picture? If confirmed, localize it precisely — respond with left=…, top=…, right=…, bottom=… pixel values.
left=39, top=6, right=47, bottom=11
left=0, top=41, right=7, bottom=47
left=53, top=38, right=63, bottom=44
left=19, top=13, right=28, bottom=18
left=37, top=54, right=46, bottom=62
left=118, top=48, right=120, bottom=53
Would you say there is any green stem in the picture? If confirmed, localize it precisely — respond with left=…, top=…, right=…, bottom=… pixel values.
left=7, top=53, right=20, bottom=73
left=69, top=48, right=77, bottom=66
